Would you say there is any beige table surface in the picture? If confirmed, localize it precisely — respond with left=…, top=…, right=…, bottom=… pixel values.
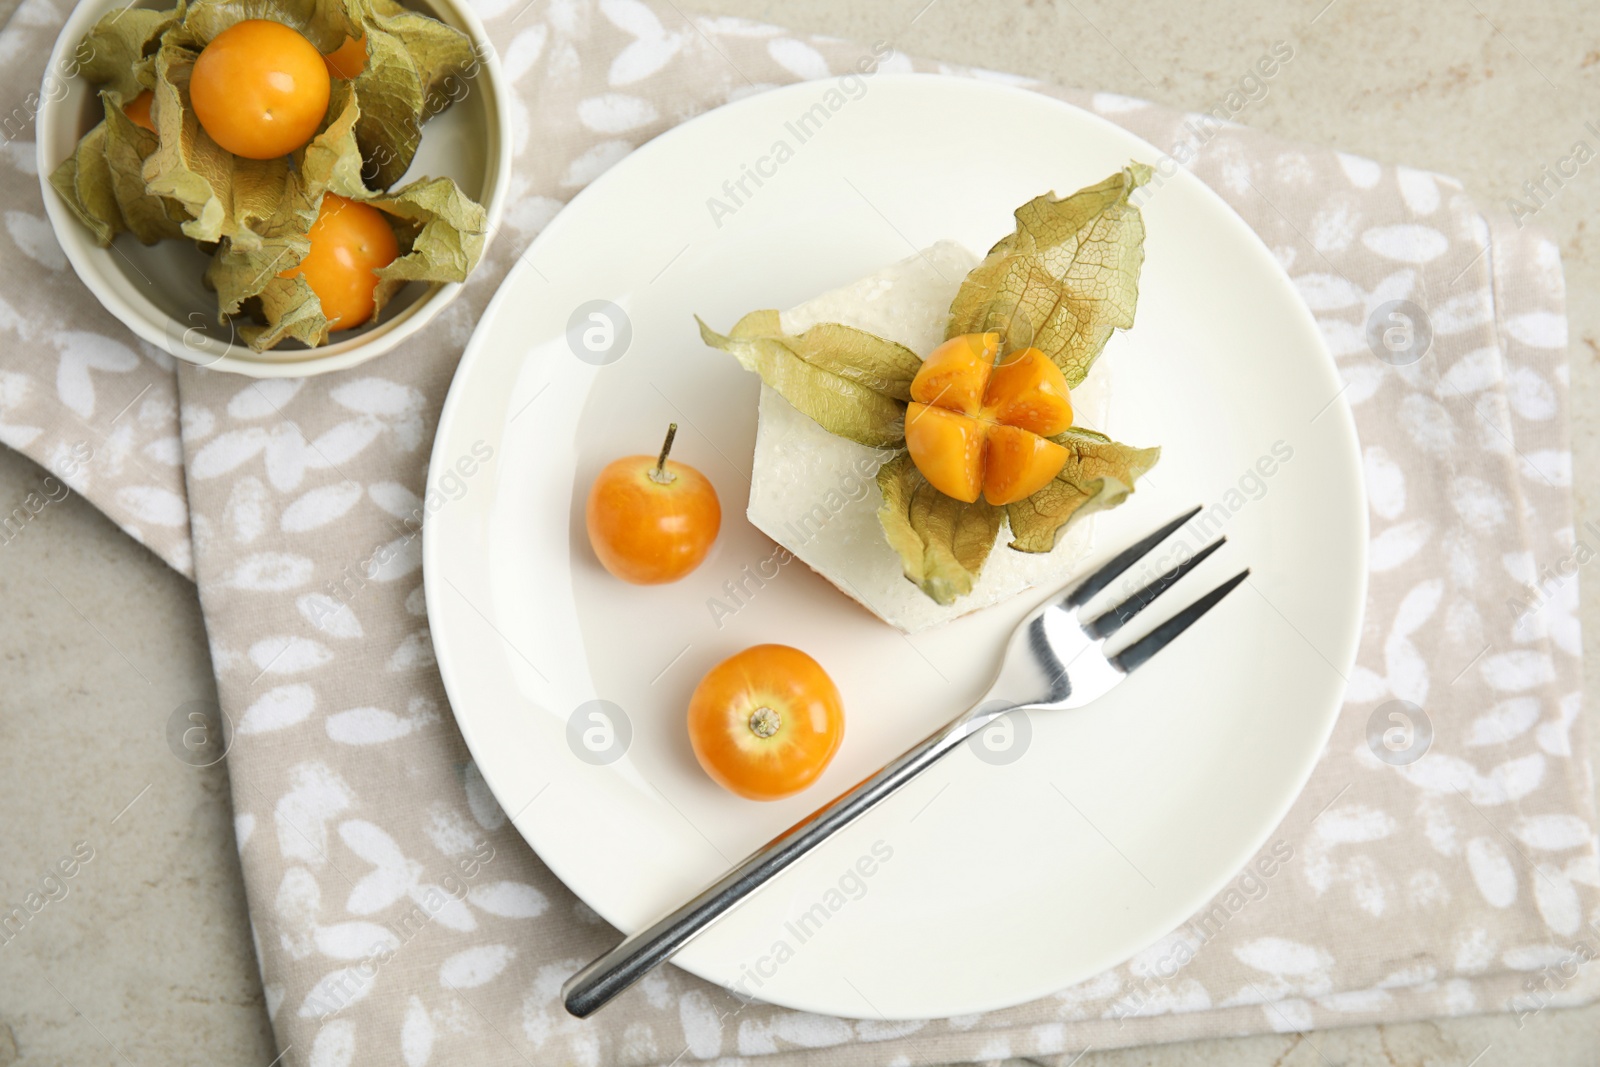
left=2, top=1, right=1597, bottom=1064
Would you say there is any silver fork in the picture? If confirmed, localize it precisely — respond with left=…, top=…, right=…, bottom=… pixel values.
left=563, top=506, right=1247, bottom=1017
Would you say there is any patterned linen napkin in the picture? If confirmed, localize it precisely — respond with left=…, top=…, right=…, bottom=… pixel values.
left=3, top=1, right=1598, bottom=1064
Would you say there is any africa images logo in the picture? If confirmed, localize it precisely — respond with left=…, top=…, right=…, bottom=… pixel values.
left=731, top=840, right=894, bottom=998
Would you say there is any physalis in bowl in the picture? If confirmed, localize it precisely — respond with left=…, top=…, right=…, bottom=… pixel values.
left=49, top=0, right=489, bottom=350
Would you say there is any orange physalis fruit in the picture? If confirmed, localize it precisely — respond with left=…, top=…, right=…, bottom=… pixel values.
left=905, top=402, right=986, bottom=501
left=190, top=20, right=331, bottom=160
left=904, top=333, right=1074, bottom=506
left=911, top=331, right=997, bottom=413
left=124, top=90, right=156, bottom=133
left=323, top=35, right=368, bottom=80
left=984, top=344, right=1074, bottom=435
left=277, top=194, right=399, bottom=329
left=983, top=425, right=1070, bottom=505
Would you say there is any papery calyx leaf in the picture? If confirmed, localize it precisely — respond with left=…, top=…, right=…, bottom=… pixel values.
left=876, top=452, right=1004, bottom=605
left=947, top=163, right=1151, bottom=386
left=1005, top=426, right=1161, bottom=553
left=697, top=311, right=911, bottom=449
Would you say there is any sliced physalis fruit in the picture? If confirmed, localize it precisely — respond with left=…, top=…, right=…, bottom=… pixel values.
left=984, top=425, right=1070, bottom=507
left=904, top=402, right=985, bottom=500
left=904, top=332, right=1074, bottom=506
left=911, top=330, right=997, bottom=413
left=985, top=344, right=1075, bottom=435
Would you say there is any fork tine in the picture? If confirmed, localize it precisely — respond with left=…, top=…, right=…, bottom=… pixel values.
left=1111, top=569, right=1251, bottom=673
left=1064, top=506, right=1202, bottom=608
left=1085, top=538, right=1226, bottom=640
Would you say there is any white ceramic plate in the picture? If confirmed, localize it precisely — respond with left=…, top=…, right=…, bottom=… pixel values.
left=425, top=75, right=1366, bottom=1019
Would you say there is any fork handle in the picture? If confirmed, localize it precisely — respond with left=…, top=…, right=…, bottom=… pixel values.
left=561, top=702, right=1000, bottom=1017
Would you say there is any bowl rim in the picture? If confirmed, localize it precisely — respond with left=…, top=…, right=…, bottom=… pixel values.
left=35, top=0, right=513, bottom=379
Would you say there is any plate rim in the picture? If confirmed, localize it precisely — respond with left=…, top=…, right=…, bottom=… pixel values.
left=425, top=72, right=1369, bottom=1018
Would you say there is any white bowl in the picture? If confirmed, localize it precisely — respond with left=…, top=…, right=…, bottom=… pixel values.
left=36, top=0, right=512, bottom=378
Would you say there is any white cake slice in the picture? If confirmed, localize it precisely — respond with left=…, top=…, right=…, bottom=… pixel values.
left=745, top=241, right=1111, bottom=634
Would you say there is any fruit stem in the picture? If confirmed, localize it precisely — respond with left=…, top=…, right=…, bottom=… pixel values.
left=749, top=706, right=781, bottom=739
left=649, top=423, right=678, bottom=486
